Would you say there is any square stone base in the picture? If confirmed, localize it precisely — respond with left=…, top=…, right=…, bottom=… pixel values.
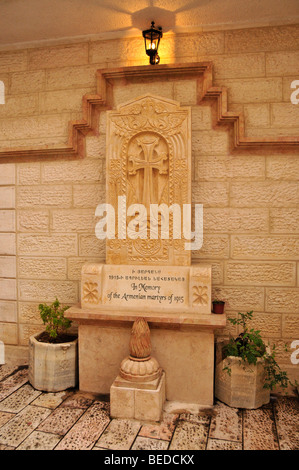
left=110, top=372, right=166, bottom=421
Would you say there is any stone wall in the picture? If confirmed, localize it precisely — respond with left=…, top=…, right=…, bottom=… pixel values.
left=0, top=24, right=298, bottom=386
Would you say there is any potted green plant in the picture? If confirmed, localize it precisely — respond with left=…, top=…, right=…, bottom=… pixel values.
left=215, top=311, right=292, bottom=409
left=29, top=298, right=78, bottom=392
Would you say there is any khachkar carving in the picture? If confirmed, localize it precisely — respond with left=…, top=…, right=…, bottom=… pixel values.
left=106, top=94, right=191, bottom=266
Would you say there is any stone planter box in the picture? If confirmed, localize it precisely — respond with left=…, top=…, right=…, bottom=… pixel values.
left=215, top=355, right=270, bottom=409
left=29, top=332, right=78, bottom=392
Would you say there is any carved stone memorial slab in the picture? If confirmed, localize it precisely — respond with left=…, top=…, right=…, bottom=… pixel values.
left=81, top=95, right=212, bottom=314
left=106, top=94, right=191, bottom=266
left=67, top=93, right=225, bottom=409
left=81, top=263, right=212, bottom=314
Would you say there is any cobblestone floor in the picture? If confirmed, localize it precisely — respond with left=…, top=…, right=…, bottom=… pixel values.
left=0, top=363, right=298, bottom=450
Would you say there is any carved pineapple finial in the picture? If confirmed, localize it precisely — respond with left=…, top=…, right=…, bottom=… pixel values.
left=129, top=317, right=151, bottom=359
left=119, top=318, right=161, bottom=382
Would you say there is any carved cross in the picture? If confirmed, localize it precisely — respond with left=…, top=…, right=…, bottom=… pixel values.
left=128, top=135, right=167, bottom=208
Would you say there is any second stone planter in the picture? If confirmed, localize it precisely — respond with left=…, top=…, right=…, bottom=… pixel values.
left=215, top=355, right=270, bottom=409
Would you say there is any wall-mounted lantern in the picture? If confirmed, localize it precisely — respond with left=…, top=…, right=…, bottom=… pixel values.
left=142, top=21, right=163, bottom=65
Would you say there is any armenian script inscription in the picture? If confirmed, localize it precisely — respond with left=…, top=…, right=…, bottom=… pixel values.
left=103, top=265, right=188, bottom=308
left=81, top=263, right=212, bottom=313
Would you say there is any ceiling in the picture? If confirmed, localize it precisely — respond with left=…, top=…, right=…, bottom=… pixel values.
left=0, top=0, right=298, bottom=48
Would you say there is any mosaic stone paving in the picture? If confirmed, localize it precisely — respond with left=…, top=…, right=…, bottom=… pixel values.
left=0, top=364, right=298, bottom=450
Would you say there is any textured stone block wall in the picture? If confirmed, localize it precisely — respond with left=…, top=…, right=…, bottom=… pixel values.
left=0, top=164, right=17, bottom=345
left=0, top=24, right=298, bottom=387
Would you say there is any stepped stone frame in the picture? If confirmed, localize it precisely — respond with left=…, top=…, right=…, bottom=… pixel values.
left=0, top=61, right=298, bottom=163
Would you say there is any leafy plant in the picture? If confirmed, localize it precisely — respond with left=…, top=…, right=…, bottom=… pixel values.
left=39, top=298, right=71, bottom=340
left=223, top=311, right=292, bottom=391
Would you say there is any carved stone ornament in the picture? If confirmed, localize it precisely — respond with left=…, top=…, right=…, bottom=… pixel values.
left=106, top=94, right=191, bottom=266
left=119, top=318, right=162, bottom=383
left=129, top=316, right=152, bottom=359
left=192, top=285, right=209, bottom=306
left=82, top=281, right=100, bottom=304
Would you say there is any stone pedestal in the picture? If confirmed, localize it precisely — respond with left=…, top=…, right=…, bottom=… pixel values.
left=111, top=372, right=166, bottom=421
left=110, top=318, right=165, bottom=421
